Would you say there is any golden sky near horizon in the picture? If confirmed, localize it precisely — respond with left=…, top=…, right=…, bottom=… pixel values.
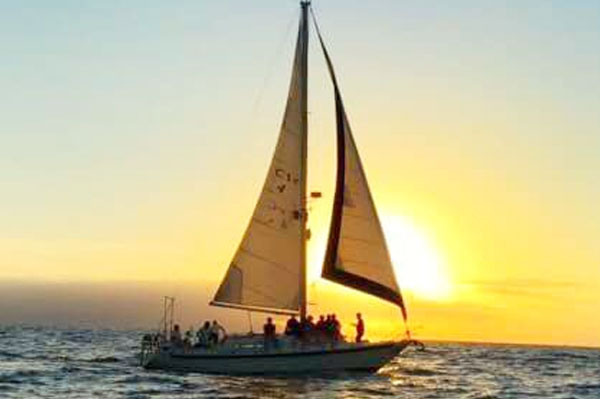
left=1, top=1, right=599, bottom=347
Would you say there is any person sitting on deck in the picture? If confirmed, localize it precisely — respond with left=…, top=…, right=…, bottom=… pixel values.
left=354, top=313, right=365, bottom=343
left=195, top=321, right=211, bottom=348
left=284, top=315, right=300, bottom=337
left=209, top=320, right=227, bottom=345
left=170, top=324, right=183, bottom=346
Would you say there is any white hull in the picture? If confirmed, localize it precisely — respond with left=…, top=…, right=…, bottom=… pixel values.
left=142, top=339, right=408, bottom=375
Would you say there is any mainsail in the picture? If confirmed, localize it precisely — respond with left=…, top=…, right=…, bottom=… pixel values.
left=313, top=11, right=408, bottom=320
left=211, top=6, right=309, bottom=315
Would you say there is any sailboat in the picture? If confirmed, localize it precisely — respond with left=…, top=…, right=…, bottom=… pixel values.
left=141, top=0, right=411, bottom=374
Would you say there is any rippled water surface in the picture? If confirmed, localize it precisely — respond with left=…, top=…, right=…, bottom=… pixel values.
left=1, top=326, right=598, bottom=398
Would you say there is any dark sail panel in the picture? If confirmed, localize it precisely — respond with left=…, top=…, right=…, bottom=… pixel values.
left=312, top=10, right=407, bottom=320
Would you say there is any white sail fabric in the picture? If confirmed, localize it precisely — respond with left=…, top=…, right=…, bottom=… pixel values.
left=211, top=15, right=307, bottom=315
left=313, top=11, right=407, bottom=319
left=325, top=109, right=405, bottom=306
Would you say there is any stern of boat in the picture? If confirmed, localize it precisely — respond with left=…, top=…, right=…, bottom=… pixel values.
left=139, top=333, right=163, bottom=368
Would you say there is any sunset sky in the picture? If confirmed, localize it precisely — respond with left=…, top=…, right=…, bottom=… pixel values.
left=1, top=1, right=599, bottom=347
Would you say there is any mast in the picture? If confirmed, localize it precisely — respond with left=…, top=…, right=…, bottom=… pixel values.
left=299, top=0, right=310, bottom=320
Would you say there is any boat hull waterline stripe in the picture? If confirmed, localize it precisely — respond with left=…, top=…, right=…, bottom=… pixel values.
left=169, top=341, right=406, bottom=360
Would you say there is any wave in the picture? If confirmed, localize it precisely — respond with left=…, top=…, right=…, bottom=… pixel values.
left=115, top=374, right=182, bottom=385
left=15, top=354, right=121, bottom=364
left=398, top=367, right=441, bottom=376
left=51, top=355, right=72, bottom=362
left=563, top=382, right=600, bottom=392
left=524, top=352, right=597, bottom=363
left=85, top=356, right=120, bottom=363
left=0, top=369, right=47, bottom=384
left=0, top=385, right=17, bottom=393
left=553, top=351, right=599, bottom=361
left=0, top=350, right=23, bottom=359
left=59, top=365, right=82, bottom=373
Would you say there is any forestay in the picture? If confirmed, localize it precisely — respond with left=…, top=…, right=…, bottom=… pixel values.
left=211, top=12, right=308, bottom=315
left=313, top=11, right=408, bottom=320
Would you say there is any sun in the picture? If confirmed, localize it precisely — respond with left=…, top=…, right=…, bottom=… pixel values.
left=382, top=215, right=453, bottom=301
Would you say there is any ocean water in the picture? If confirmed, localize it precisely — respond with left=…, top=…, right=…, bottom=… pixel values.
left=0, top=326, right=598, bottom=399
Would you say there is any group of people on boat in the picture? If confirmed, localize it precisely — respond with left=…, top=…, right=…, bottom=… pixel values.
left=165, top=312, right=365, bottom=350
left=169, top=320, right=227, bottom=349
left=263, top=312, right=366, bottom=345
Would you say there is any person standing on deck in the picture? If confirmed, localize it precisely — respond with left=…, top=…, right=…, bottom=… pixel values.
left=355, top=313, right=365, bottom=343
left=263, top=317, right=277, bottom=349
left=195, top=321, right=211, bottom=348
left=332, top=314, right=342, bottom=341
left=316, top=315, right=325, bottom=331
left=170, top=324, right=183, bottom=346
left=183, top=327, right=193, bottom=350
left=324, top=314, right=335, bottom=340
left=316, top=315, right=326, bottom=342
left=285, top=315, right=300, bottom=337
left=209, top=320, right=227, bottom=345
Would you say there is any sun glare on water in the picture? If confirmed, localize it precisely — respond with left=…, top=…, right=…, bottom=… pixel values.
left=383, top=215, right=453, bottom=301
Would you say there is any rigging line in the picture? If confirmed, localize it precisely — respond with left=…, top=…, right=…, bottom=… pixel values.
left=308, top=5, right=340, bottom=90
left=307, top=3, right=349, bottom=198
left=249, top=7, right=298, bottom=118
left=247, top=311, right=254, bottom=334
